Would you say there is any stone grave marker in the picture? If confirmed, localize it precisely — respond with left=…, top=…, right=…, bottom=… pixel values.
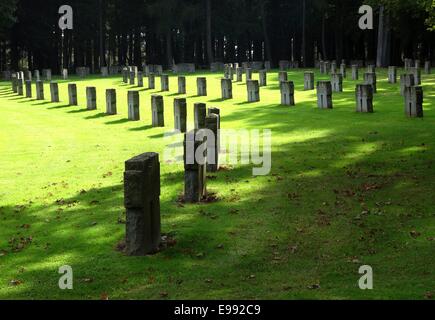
left=194, top=103, right=207, bottom=129
left=206, top=114, right=219, bottom=173
left=364, top=72, right=377, bottom=93
left=317, top=81, right=333, bottom=109
left=221, top=78, right=233, bottom=99
left=280, top=81, right=295, bottom=106
left=100, top=66, right=107, bottom=77
left=411, top=67, right=421, bottom=85
left=106, top=89, right=117, bottom=115
left=129, top=71, right=136, bottom=85
left=331, top=62, right=337, bottom=74
left=247, top=80, right=260, bottom=102
left=178, top=76, right=186, bottom=94
left=367, top=65, right=376, bottom=73
left=148, top=73, right=156, bottom=89
left=304, top=72, right=315, bottom=90
left=400, top=74, right=415, bottom=95
left=128, top=91, right=140, bottom=120
left=124, top=152, right=161, bottom=255
left=356, top=84, right=374, bottom=113
left=17, top=78, right=24, bottom=96
left=25, top=70, right=32, bottom=81
left=236, top=67, right=243, bottom=82
left=34, top=70, right=40, bottom=81
left=259, top=70, right=267, bottom=87
left=208, top=107, right=221, bottom=130
left=174, top=98, right=187, bottom=133
left=50, top=82, right=59, bottom=102
left=331, top=73, right=343, bottom=92
left=351, top=65, right=359, bottom=80
left=245, top=68, right=253, bottom=81
left=68, top=84, right=77, bottom=105
left=404, top=86, right=423, bottom=118
left=25, top=80, right=32, bottom=98
left=86, top=87, right=97, bottom=110
left=36, top=80, right=44, bottom=100
left=340, top=64, right=347, bottom=78
left=197, top=77, right=207, bottom=96
left=43, top=69, right=52, bottom=81
left=137, top=72, right=144, bottom=87
left=279, top=71, right=288, bottom=82
left=184, top=130, right=207, bottom=203
left=122, top=68, right=129, bottom=83
left=388, top=66, right=397, bottom=84
left=161, top=74, right=169, bottom=91
left=151, top=95, right=165, bottom=127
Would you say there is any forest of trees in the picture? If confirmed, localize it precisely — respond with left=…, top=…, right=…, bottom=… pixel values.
left=0, top=0, right=434, bottom=73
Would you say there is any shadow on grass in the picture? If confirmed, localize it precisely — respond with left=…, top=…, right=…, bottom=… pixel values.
left=105, top=118, right=130, bottom=125
left=128, top=124, right=153, bottom=131
left=208, top=98, right=226, bottom=103
left=67, top=108, right=91, bottom=114
left=48, top=104, right=71, bottom=110
left=234, top=101, right=257, bottom=106
left=167, top=92, right=183, bottom=97
left=0, top=93, right=19, bottom=98
left=149, top=133, right=166, bottom=139
left=137, top=88, right=151, bottom=92
left=31, top=101, right=53, bottom=106
left=1, top=71, right=435, bottom=299
left=8, top=96, right=28, bottom=101
left=84, top=112, right=109, bottom=120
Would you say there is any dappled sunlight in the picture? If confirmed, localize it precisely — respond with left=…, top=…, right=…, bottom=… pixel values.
left=1, top=69, right=435, bottom=299
left=399, top=146, right=429, bottom=155
left=333, top=142, right=381, bottom=168
left=274, top=129, right=334, bottom=146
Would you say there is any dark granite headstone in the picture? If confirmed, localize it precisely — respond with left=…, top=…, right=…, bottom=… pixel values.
left=124, top=152, right=161, bottom=255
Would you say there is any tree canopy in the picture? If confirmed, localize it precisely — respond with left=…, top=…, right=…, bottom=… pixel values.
left=0, top=0, right=433, bottom=72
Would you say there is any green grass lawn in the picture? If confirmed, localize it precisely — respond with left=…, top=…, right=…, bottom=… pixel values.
left=0, top=68, right=434, bottom=300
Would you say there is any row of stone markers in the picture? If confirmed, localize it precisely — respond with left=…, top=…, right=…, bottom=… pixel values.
left=319, top=60, right=431, bottom=76
left=6, top=65, right=125, bottom=82
left=10, top=69, right=53, bottom=83
left=220, top=64, right=425, bottom=116
left=9, top=67, right=102, bottom=82
left=13, top=73, right=226, bottom=132
left=315, top=70, right=423, bottom=116
left=11, top=66, right=426, bottom=119
left=230, top=65, right=424, bottom=115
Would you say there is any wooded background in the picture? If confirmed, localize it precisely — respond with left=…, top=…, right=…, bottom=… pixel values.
left=0, top=0, right=434, bottom=73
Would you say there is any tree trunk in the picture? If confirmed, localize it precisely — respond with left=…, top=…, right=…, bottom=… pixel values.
left=99, top=0, right=105, bottom=67
left=376, top=5, right=392, bottom=67
left=376, top=5, right=384, bottom=67
left=134, top=29, right=142, bottom=67
left=321, top=14, right=327, bottom=60
left=206, top=0, right=213, bottom=64
left=301, top=0, right=306, bottom=67
left=261, top=1, right=272, bottom=65
left=166, top=28, right=173, bottom=69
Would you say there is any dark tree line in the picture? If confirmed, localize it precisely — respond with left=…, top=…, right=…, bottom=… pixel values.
left=0, top=0, right=434, bottom=73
